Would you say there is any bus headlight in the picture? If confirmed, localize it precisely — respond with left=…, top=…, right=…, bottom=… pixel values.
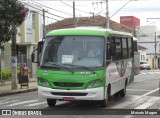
left=38, top=78, right=49, bottom=86
left=88, top=79, right=104, bottom=88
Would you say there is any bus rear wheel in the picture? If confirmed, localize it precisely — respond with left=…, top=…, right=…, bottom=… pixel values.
left=47, top=99, right=56, bottom=107
left=119, top=81, right=127, bottom=97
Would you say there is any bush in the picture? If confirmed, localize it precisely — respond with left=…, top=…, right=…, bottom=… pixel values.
left=2, top=69, right=11, bottom=80
left=1, top=69, right=31, bottom=81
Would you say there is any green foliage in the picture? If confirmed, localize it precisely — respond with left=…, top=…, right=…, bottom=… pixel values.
left=1, top=69, right=31, bottom=80
left=2, top=70, right=11, bottom=80
left=0, top=0, right=29, bottom=47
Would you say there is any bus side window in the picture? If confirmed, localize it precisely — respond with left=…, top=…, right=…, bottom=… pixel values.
left=128, top=38, right=133, bottom=58
left=106, top=42, right=111, bottom=61
left=115, top=37, right=122, bottom=60
left=110, top=37, right=116, bottom=61
left=106, top=37, right=111, bottom=62
left=106, top=36, right=116, bottom=65
left=122, top=37, right=128, bottom=59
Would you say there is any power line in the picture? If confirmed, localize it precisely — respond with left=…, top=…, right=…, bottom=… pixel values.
left=32, top=11, right=59, bottom=21
left=59, top=0, right=91, bottom=15
left=95, top=8, right=106, bottom=16
left=30, top=0, right=73, bottom=16
left=22, top=1, right=66, bottom=19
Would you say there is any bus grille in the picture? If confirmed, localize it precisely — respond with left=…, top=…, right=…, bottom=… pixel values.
left=53, top=82, right=83, bottom=87
left=51, top=92, right=87, bottom=96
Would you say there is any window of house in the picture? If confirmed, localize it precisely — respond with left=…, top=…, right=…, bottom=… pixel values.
left=32, top=13, right=36, bottom=29
left=141, top=55, right=143, bottom=61
left=143, top=55, right=145, bottom=61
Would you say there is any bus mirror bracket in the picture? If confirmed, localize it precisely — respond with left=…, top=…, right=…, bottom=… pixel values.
left=31, top=48, right=38, bottom=63
left=38, top=41, right=44, bottom=53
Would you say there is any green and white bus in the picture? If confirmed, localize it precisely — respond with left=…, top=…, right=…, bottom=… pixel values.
left=32, top=27, right=135, bottom=107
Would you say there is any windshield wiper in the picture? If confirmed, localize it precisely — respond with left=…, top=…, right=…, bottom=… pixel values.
left=63, top=64, right=96, bottom=74
left=44, top=62, right=74, bottom=74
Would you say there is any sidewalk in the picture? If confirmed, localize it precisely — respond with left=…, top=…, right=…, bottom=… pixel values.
left=0, top=78, right=38, bottom=97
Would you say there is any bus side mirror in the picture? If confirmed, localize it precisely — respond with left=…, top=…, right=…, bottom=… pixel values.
left=38, top=41, right=44, bottom=54
left=31, top=41, right=44, bottom=63
left=31, top=48, right=38, bottom=63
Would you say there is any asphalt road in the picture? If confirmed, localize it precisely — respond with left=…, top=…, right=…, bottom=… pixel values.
left=0, top=70, right=160, bottom=118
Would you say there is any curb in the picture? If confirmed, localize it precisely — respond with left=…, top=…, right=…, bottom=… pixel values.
left=0, top=88, right=38, bottom=97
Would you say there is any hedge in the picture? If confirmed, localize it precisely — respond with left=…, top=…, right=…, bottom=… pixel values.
left=1, top=69, right=31, bottom=81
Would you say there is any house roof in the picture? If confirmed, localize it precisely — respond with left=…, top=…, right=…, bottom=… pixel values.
left=138, top=45, right=148, bottom=50
left=45, top=15, right=134, bottom=34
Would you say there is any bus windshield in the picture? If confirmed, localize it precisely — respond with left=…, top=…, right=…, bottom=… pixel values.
left=40, top=36, right=105, bottom=70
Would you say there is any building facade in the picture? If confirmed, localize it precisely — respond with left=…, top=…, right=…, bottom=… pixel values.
left=1, top=6, right=43, bottom=77
left=138, top=45, right=147, bottom=62
left=136, top=25, right=160, bottom=69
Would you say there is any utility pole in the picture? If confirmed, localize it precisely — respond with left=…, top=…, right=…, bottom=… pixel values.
left=146, top=18, right=160, bottom=69
left=73, top=1, right=76, bottom=27
left=155, top=31, right=157, bottom=69
left=43, top=9, right=46, bottom=37
left=106, top=0, right=109, bottom=28
left=92, top=12, right=95, bottom=25
left=0, top=49, right=1, bottom=82
left=11, top=24, right=17, bottom=90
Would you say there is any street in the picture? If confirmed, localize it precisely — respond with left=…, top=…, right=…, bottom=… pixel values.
left=0, top=70, right=160, bottom=117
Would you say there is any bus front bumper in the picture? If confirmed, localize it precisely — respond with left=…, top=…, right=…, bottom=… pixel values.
left=38, top=86, right=104, bottom=101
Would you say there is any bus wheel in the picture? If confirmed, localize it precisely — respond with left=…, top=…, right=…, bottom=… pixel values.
left=119, top=81, right=127, bottom=97
left=99, top=95, right=108, bottom=108
left=99, top=87, right=110, bottom=107
left=47, top=99, right=56, bottom=107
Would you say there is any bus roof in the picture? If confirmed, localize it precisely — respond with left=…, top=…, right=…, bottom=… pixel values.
left=46, top=27, right=132, bottom=37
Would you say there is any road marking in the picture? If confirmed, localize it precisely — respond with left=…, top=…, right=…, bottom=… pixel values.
left=139, top=72, right=160, bottom=75
left=140, top=88, right=159, bottom=98
left=25, top=101, right=47, bottom=107
left=124, top=115, right=134, bottom=118
left=109, top=95, right=140, bottom=109
left=6, top=100, right=39, bottom=107
left=111, top=101, right=132, bottom=109
left=0, top=100, right=19, bottom=105
left=134, top=97, right=160, bottom=109
left=110, top=88, right=159, bottom=109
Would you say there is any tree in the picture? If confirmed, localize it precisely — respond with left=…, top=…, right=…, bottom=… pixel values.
left=0, top=0, right=29, bottom=89
left=0, top=0, right=29, bottom=48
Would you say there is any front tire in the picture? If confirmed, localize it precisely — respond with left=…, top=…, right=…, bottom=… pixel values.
left=99, top=87, right=110, bottom=107
left=99, top=97, right=108, bottom=108
left=47, top=99, right=56, bottom=107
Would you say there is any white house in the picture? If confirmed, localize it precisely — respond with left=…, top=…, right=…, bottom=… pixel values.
left=136, top=25, right=160, bottom=69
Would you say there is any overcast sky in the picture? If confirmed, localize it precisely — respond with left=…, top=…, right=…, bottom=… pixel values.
left=23, top=0, right=160, bottom=29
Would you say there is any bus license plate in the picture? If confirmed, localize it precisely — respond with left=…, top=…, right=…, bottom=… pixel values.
left=63, top=97, right=76, bottom=101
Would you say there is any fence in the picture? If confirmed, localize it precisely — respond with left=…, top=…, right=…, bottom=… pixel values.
left=0, top=54, right=36, bottom=82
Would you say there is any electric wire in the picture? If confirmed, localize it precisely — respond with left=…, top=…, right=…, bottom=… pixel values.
left=59, top=0, right=92, bottom=15
left=30, top=0, right=73, bottom=16
left=22, top=1, right=66, bottom=19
